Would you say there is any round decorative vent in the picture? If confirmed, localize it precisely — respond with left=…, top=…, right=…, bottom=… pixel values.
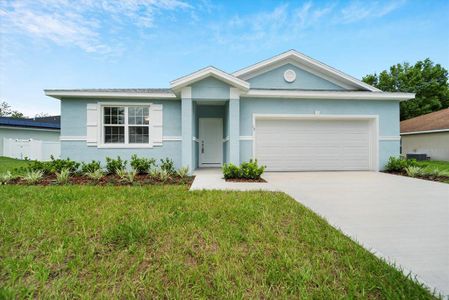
left=283, top=69, right=296, bottom=83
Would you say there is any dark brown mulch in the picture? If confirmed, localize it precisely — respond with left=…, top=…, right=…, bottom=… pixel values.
left=383, top=171, right=449, bottom=184
left=225, top=178, right=266, bottom=183
left=7, top=174, right=194, bottom=186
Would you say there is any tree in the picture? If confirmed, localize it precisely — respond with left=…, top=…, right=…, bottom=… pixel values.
left=0, top=101, right=26, bottom=118
left=362, top=59, right=449, bottom=120
left=35, top=112, right=50, bottom=118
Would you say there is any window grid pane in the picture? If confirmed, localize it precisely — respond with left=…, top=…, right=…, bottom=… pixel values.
left=129, top=106, right=149, bottom=125
left=104, top=107, right=124, bottom=125
left=104, top=126, right=125, bottom=143
left=129, top=126, right=149, bottom=144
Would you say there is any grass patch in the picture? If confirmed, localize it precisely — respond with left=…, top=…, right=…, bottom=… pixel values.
left=0, top=156, right=29, bottom=174
left=0, top=185, right=436, bottom=298
left=416, top=160, right=449, bottom=172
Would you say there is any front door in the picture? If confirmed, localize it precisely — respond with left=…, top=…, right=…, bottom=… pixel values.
left=199, top=118, right=223, bottom=167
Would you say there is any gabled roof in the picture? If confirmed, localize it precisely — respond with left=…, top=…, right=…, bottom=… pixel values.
left=401, top=108, right=449, bottom=134
left=232, top=49, right=381, bottom=92
left=170, top=66, right=250, bottom=92
left=0, top=116, right=60, bottom=130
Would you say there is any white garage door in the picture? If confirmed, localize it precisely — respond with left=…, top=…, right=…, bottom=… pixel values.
left=255, top=118, right=372, bottom=171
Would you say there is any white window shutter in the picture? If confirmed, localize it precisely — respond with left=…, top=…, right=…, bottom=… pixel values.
left=150, top=104, right=163, bottom=146
left=86, top=103, right=98, bottom=146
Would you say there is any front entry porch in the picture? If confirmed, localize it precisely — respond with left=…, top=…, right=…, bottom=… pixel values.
left=181, top=86, right=241, bottom=172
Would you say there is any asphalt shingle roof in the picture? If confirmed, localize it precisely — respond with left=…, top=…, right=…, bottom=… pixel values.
left=400, top=108, right=449, bottom=133
left=0, top=116, right=60, bottom=130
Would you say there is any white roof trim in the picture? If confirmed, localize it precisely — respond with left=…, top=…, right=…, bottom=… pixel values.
left=170, top=66, right=250, bottom=91
left=233, top=50, right=381, bottom=92
left=45, top=90, right=177, bottom=100
left=401, top=128, right=449, bottom=135
left=243, top=90, right=415, bottom=101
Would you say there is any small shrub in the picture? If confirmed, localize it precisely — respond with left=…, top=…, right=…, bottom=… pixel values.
left=160, top=158, right=175, bottom=175
left=116, top=169, right=137, bottom=183
left=106, top=156, right=127, bottom=174
left=86, top=169, right=104, bottom=182
left=130, top=154, right=156, bottom=174
left=240, top=159, right=266, bottom=179
left=81, top=160, right=101, bottom=173
left=385, top=156, right=417, bottom=173
left=27, top=156, right=79, bottom=174
left=222, top=163, right=241, bottom=179
left=176, top=166, right=189, bottom=178
left=55, top=168, right=70, bottom=185
left=148, top=168, right=159, bottom=179
left=0, top=171, right=15, bottom=185
left=405, top=166, right=423, bottom=178
left=22, top=170, right=43, bottom=184
left=423, top=167, right=446, bottom=178
left=102, top=219, right=148, bottom=249
left=158, top=169, right=170, bottom=182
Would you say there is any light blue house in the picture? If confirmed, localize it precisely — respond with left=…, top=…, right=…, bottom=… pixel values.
left=45, top=50, right=414, bottom=172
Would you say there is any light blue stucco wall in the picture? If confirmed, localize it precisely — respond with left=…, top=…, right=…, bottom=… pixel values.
left=191, top=77, right=230, bottom=100
left=239, top=98, right=400, bottom=170
left=60, top=98, right=182, bottom=167
left=248, top=63, right=345, bottom=90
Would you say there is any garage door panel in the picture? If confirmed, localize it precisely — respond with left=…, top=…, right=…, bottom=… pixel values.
left=255, top=118, right=372, bottom=171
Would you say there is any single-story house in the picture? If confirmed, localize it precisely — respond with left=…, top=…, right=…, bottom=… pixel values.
left=45, top=50, right=414, bottom=172
left=0, top=116, right=60, bottom=160
left=401, top=108, right=449, bottom=160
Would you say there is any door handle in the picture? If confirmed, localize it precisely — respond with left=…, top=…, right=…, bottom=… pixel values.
left=201, top=141, right=204, bottom=154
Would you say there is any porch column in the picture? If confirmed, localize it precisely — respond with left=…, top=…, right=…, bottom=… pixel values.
left=229, top=88, right=240, bottom=165
left=181, top=87, right=193, bottom=172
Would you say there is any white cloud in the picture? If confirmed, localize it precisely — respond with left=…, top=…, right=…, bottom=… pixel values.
left=340, top=0, right=406, bottom=23
left=0, top=0, right=191, bottom=54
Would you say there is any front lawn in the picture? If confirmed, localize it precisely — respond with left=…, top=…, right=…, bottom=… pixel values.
left=0, top=185, right=435, bottom=298
left=416, top=160, right=449, bottom=172
left=0, top=156, right=29, bottom=174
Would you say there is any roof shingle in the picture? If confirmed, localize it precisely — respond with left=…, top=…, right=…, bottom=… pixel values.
left=400, top=108, right=449, bottom=133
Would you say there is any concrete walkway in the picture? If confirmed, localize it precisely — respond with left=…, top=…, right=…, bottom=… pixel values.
left=190, top=168, right=278, bottom=191
left=264, top=171, right=449, bottom=297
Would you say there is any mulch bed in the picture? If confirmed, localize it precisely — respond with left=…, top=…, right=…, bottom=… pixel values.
left=225, top=178, right=266, bottom=183
left=383, top=171, right=449, bottom=184
left=6, top=174, right=194, bottom=186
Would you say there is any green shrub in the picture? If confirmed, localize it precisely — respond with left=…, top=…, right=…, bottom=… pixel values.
left=27, top=156, right=79, bottom=174
left=222, top=160, right=266, bottom=180
left=130, top=154, right=156, bottom=174
left=405, top=166, right=423, bottom=178
left=105, top=156, right=127, bottom=174
left=22, top=170, right=44, bottom=184
left=240, top=159, right=265, bottom=179
left=176, top=166, right=189, bottom=178
left=423, top=167, right=447, bottom=178
left=0, top=171, right=15, bottom=185
left=385, top=156, right=417, bottom=172
left=158, top=169, right=170, bottom=182
left=116, top=169, right=137, bottom=183
left=222, top=163, right=241, bottom=179
left=81, top=160, right=101, bottom=173
left=86, top=169, right=104, bottom=182
left=160, top=158, right=175, bottom=175
left=55, top=168, right=70, bottom=185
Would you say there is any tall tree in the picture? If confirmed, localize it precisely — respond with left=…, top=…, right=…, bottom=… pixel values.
left=362, top=59, right=449, bottom=120
left=0, top=101, right=25, bottom=118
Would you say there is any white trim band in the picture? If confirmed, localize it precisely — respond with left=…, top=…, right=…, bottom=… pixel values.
left=239, top=135, right=254, bottom=141
left=379, top=136, right=401, bottom=141
left=401, top=129, right=449, bottom=135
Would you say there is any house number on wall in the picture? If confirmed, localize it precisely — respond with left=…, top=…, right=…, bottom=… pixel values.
left=284, top=69, right=296, bottom=83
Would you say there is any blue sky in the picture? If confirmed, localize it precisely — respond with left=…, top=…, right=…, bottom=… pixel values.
left=1, top=0, right=448, bottom=116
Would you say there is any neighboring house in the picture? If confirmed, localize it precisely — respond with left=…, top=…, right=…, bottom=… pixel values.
left=0, top=116, right=61, bottom=160
left=45, top=50, right=414, bottom=172
left=401, top=108, right=449, bottom=160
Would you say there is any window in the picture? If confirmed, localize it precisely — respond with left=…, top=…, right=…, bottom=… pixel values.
left=103, top=106, right=150, bottom=145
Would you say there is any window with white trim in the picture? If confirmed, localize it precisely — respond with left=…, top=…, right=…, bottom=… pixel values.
left=103, top=106, right=150, bottom=145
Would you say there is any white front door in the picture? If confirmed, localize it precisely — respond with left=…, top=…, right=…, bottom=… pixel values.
left=199, top=118, right=223, bottom=167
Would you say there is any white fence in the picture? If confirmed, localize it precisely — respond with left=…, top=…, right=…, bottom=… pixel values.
left=3, top=138, right=60, bottom=161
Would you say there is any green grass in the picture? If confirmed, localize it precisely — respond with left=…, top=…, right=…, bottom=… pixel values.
left=416, top=160, right=449, bottom=172
left=0, top=156, right=29, bottom=174
left=0, top=185, right=436, bottom=299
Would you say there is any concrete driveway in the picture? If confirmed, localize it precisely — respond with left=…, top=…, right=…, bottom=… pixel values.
left=264, top=171, right=449, bottom=297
